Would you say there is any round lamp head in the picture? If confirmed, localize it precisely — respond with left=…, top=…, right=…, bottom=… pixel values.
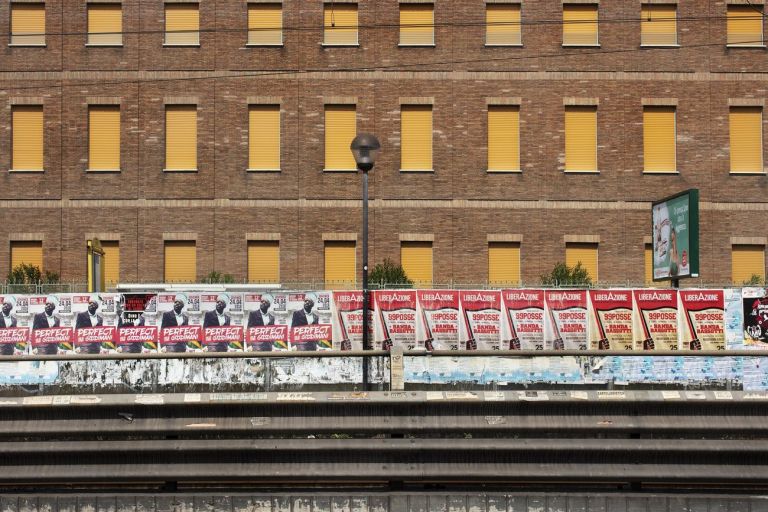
left=350, top=133, right=381, bottom=172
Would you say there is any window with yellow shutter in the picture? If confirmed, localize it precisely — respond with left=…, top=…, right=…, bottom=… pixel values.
left=563, top=4, right=598, bottom=46
left=641, top=4, right=677, bottom=46
left=248, top=3, right=282, bottom=45
left=732, top=245, right=766, bottom=285
left=89, top=105, right=121, bottom=172
left=564, top=106, right=597, bottom=172
left=249, top=105, right=281, bottom=171
left=730, top=107, right=763, bottom=174
left=101, top=241, right=120, bottom=286
left=401, top=241, right=433, bottom=287
left=399, top=4, right=434, bottom=46
left=643, top=106, right=676, bottom=173
left=87, top=4, right=123, bottom=46
left=324, top=4, right=358, bottom=45
left=488, top=242, right=521, bottom=286
left=486, top=4, right=521, bottom=46
left=487, top=105, right=520, bottom=172
left=10, top=241, right=43, bottom=272
left=11, top=3, right=45, bottom=46
left=165, top=3, right=199, bottom=46
left=727, top=5, right=764, bottom=47
left=248, top=241, right=280, bottom=283
left=164, top=241, right=197, bottom=283
left=401, top=105, right=433, bottom=171
left=12, top=106, right=44, bottom=172
left=324, top=241, right=356, bottom=289
left=165, top=105, right=197, bottom=171
left=325, top=105, right=357, bottom=171
left=566, top=242, right=598, bottom=282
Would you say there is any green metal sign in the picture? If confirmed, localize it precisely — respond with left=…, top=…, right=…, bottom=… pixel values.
left=652, top=189, right=699, bottom=281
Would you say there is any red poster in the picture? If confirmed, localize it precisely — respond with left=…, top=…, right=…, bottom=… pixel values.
left=290, top=324, right=333, bottom=351
left=416, top=290, right=460, bottom=350
left=545, top=290, right=588, bottom=350
left=679, top=290, right=725, bottom=350
left=633, top=289, right=679, bottom=351
left=374, top=290, right=417, bottom=351
left=203, top=326, right=244, bottom=352
left=32, top=327, right=74, bottom=354
left=117, top=326, right=158, bottom=353
left=160, top=325, right=202, bottom=352
left=459, top=290, right=502, bottom=350
left=246, top=325, right=289, bottom=351
left=75, top=326, right=117, bottom=353
left=501, top=289, right=545, bottom=350
left=331, top=291, right=373, bottom=351
left=0, top=327, right=29, bottom=355
left=589, top=290, right=634, bottom=350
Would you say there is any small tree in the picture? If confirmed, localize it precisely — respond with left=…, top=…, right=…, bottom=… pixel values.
left=743, top=274, right=766, bottom=286
left=368, top=258, right=414, bottom=289
left=205, top=271, right=235, bottom=284
left=540, top=262, right=593, bottom=287
left=7, top=263, right=59, bottom=285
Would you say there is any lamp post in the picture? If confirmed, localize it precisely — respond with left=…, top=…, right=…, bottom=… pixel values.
left=350, top=134, right=380, bottom=363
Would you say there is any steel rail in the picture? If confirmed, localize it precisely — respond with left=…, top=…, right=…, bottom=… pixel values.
left=1, top=349, right=766, bottom=362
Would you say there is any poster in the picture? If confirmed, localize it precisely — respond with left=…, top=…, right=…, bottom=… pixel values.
left=116, top=326, right=158, bottom=353
left=679, top=290, right=725, bottom=351
left=0, top=328, right=28, bottom=355
left=544, top=290, right=588, bottom=350
left=331, top=291, right=373, bottom=351
left=29, top=295, right=72, bottom=354
left=246, top=325, right=289, bottom=351
left=633, top=289, right=679, bottom=351
left=200, top=293, right=244, bottom=351
left=373, top=290, right=417, bottom=351
left=243, top=292, right=284, bottom=349
left=459, top=290, right=502, bottom=350
left=743, top=287, right=768, bottom=347
left=501, top=290, right=545, bottom=350
left=287, top=292, right=332, bottom=351
left=588, top=290, right=634, bottom=351
left=652, top=189, right=699, bottom=280
left=32, top=327, right=74, bottom=355
left=72, top=294, right=112, bottom=353
left=157, top=293, right=201, bottom=352
left=416, top=290, right=460, bottom=350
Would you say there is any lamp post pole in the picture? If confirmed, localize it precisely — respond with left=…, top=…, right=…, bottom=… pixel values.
left=350, top=134, right=381, bottom=391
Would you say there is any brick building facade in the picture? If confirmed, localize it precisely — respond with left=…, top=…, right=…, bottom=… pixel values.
left=0, top=0, right=766, bottom=287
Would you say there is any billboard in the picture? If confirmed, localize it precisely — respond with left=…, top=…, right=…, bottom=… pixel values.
left=652, top=189, right=699, bottom=281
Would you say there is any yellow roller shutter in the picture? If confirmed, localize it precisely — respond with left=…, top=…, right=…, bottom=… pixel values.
left=165, top=3, right=199, bottom=45
left=727, top=5, right=763, bottom=46
left=401, top=105, right=433, bottom=171
left=89, top=106, right=121, bottom=171
left=486, top=4, right=521, bottom=45
left=165, top=105, right=197, bottom=171
left=12, top=106, right=44, bottom=172
left=563, top=4, right=598, bottom=45
left=10, top=241, right=43, bottom=272
left=400, top=4, right=434, bottom=45
left=249, top=105, right=281, bottom=170
left=101, top=241, right=120, bottom=287
left=487, top=105, right=520, bottom=172
left=164, top=241, right=196, bottom=283
left=324, top=4, right=358, bottom=45
left=566, top=242, right=598, bottom=282
left=324, top=105, right=357, bottom=171
left=565, top=106, right=597, bottom=172
left=88, top=4, right=122, bottom=45
left=248, top=3, right=282, bottom=45
left=732, top=245, right=766, bottom=284
left=641, top=4, right=677, bottom=46
left=488, top=242, right=521, bottom=286
left=248, top=241, right=280, bottom=283
left=324, top=241, right=356, bottom=289
left=643, top=106, right=676, bottom=173
left=401, top=241, right=433, bottom=287
left=644, top=244, right=653, bottom=285
left=730, top=107, right=763, bottom=174
left=11, top=3, right=45, bottom=45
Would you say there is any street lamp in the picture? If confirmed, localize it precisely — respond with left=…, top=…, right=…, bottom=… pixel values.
left=350, top=134, right=380, bottom=354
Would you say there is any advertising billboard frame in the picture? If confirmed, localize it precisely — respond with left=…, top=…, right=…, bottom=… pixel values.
left=651, top=188, right=700, bottom=282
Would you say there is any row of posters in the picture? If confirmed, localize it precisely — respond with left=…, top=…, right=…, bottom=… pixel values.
left=0, top=288, right=766, bottom=355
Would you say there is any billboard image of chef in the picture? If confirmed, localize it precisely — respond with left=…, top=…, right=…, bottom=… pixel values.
left=652, top=189, right=699, bottom=281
